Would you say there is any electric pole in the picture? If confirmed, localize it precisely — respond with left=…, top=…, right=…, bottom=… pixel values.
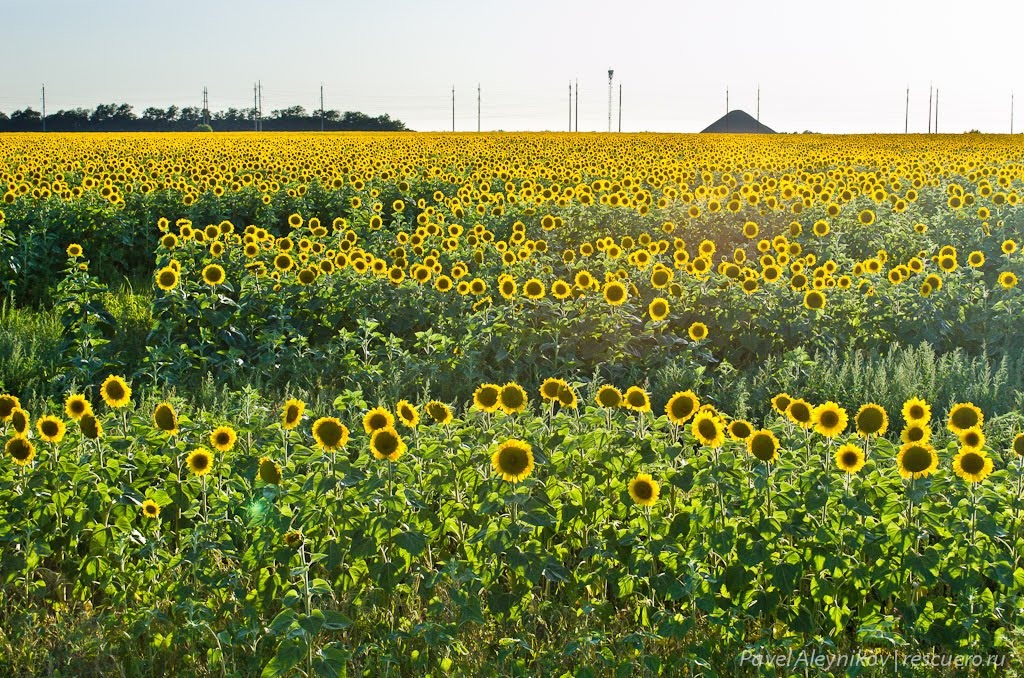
left=41, top=85, right=46, bottom=132
left=607, top=69, right=614, bottom=132
left=905, top=86, right=909, bottom=134
left=451, top=86, right=455, bottom=132
left=320, top=84, right=325, bottom=132
left=756, top=85, right=760, bottom=122
left=618, top=83, right=622, bottom=132
left=569, top=80, right=572, bottom=132
left=254, top=83, right=259, bottom=131
left=258, top=81, right=263, bottom=132
left=477, top=83, right=481, bottom=132
left=574, top=78, right=578, bottom=132
left=202, top=86, right=209, bottom=127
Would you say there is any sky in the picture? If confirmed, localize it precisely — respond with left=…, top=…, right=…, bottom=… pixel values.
left=2, top=0, right=1021, bottom=134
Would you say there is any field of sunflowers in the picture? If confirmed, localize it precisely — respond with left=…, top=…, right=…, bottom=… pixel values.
left=1, top=132, right=1024, bottom=675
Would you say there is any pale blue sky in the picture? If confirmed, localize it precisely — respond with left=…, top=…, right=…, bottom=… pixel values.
left=2, top=0, right=1019, bottom=133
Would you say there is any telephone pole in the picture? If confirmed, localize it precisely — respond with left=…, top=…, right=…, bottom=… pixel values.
left=569, top=80, right=572, bottom=132
left=257, top=81, right=263, bottom=132
left=41, top=85, right=46, bottom=132
left=451, top=86, right=455, bottom=132
left=202, top=86, right=209, bottom=127
left=618, top=83, right=622, bottom=132
left=756, top=85, right=760, bottom=122
left=477, top=83, right=481, bottom=132
left=574, top=78, right=578, bottom=132
left=905, top=86, right=909, bottom=134
left=320, top=84, right=325, bottom=132
left=253, top=83, right=258, bottom=131
left=607, top=69, right=614, bottom=132
left=934, top=89, right=939, bottom=133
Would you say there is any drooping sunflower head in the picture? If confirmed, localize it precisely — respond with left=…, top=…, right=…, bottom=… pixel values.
left=541, top=378, right=567, bottom=402
left=283, top=530, right=303, bottom=549
left=312, top=417, right=349, bottom=452
left=282, top=398, right=305, bottom=430
left=363, top=407, right=395, bottom=434
left=210, top=426, right=237, bottom=452
left=596, top=385, right=623, bottom=409
left=947, top=402, right=983, bottom=435
left=6, top=436, right=35, bottom=466
left=100, top=375, right=132, bottom=409
left=141, top=499, right=160, bottom=519
left=691, top=411, right=725, bottom=448
left=747, top=429, right=781, bottom=464
left=628, top=473, right=660, bottom=507
left=953, top=448, right=992, bottom=483
left=787, top=399, right=814, bottom=428
left=813, top=401, right=848, bottom=438
left=835, top=443, right=865, bottom=474
left=958, top=426, right=985, bottom=451
left=370, top=426, right=406, bottom=462
left=556, top=384, right=578, bottom=409
left=855, top=403, right=888, bottom=437
left=896, top=442, right=937, bottom=480
left=902, top=397, right=931, bottom=424
left=11, top=408, right=30, bottom=437
left=1013, top=433, right=1024, bottom=457
left=153, top=402, right=178, bottom=434
left=473, top=384, right=501, bottom=413
left=64, top=394, right=91, bottom=421
left=728, top=419, right=753, bottom=441
left=80, top=413, right=102, bottom=440
left=37, top=416, right=66, bottom=443
left=425, top=400, right=453, bottom=425
left=665, top=390, right=699, bottom=425
left=185, top=448, right=214, bottom=477
left=0, top=394, right=21, bottom=421
left=498, top=382, right=528, bottom=414
left=623, top=386, right=651, bottom=413
left=396, top=400, right=419, bottom=428
left=258, top=457, right=282, bottom=485
left=491, top=439, right=534, bottom=483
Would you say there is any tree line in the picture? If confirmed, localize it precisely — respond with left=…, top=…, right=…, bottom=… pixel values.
left=0, top=103, right=409, bottom=132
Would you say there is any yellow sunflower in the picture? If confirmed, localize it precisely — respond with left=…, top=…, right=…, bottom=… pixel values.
left=11, top=408, right=30, bottom=437
left=80, top=413, right=102, bottom=440
left=498, top=382, right=528, bottom=414
left=186, top=448, right=214, bottom=477
left=363, top=407, right=396, bottom=434
left=691, top=411, right=725, bottom=448
left=155, top=266, right=180, bottom=291
left=541, top=378, right=568, bottom=402
left=141, top=499, right=160, bottom=519
left=370, top=426, right=407, bottom=462
left=210, top=426, right=237, bottom=452
left=623, top=386, right=651, bottom=413
left=687, top=322, right=708, bottom=341
left=812, top=401, right=848, bottom=438
left=770, top=393, right=791, bottom=416
left=648, top=297, right=670, bottom=321
left=952, top=448, right=992, bottom=483
left=602, top=281, right=627, bottom=306
left=491, top=439, right=534, bottom=483
left=596, top=385, right=623, bottom=409
left=202, top=264, right=226, bottom=286
left=628, top=473, right=660, bottom=506
left=282, top=398, right=305, bottom=430
left=6, top=436, right=35, bottom=466
left=665, top=390, right=699, bottom=425
left=473, top=384, right=501, bottom=413
left=259, top=457, right=282, bottom=485
left=153, top=402, right=178, bottom=434
left=396, top=400, right=419, bottom=428
left=747, top=429, right=781, bottom=463
left=958, top=426, right=985, bottom=451
left=947, top=402, right=983, bottom=435
left=786, top=398, right=814, bottom=429
left=895, top=442, right=938, bottom=480
left=1012, top=433, right=1024, bottom=457
left=312, top=417, right=350, bottom=452
left=901, top=422, right=931, bottom=444
left=36, top=416, right=66, bottom=443
left=0, top=394, right=21, bottom=421
left=854, top=403, right=888, bottom=437
left=425, top=400, right=453, bottom=425
left=64, top=394, right=92, bottom=421
left=835, top=443, right=865, bottom=474
left=100, top=375, right=132, bottom=408
left=728, top=419, right=753, bottom=440
left=902, top=397, right=931, bottom=424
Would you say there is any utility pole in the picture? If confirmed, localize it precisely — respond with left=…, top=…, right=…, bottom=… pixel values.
left=254, top=83, right=258, bottom=131
left=726, top=86, right=730, bottom=132
left=41, top=85, right=46, bottom=132
left=905, top=86, right=909, bottom=134
left=451, top=86, right=455, bottom=132
left=928, top=84, right=932, bottom=134
left=1012, top=93, right=1015, bottom=134
left=258, top=81, right=263, bottom=132
left=618, top=83, right=622, bottom=132
left=320, top=84, right=325, bottom=132
left=477, top=83, right=481, bottom=132
left=574, top=78, right=578, bottom=132
left=607, top=69, right=614, bottom=132
left=935, top=89, right=939, bottom=133
left=756, top=85, right=760, bottom=122
left=202, top=86, right=209, bottom=127
left=569, top=80, right=572, bottom=132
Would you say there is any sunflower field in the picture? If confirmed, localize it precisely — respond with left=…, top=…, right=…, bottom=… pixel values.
left=1, top=132, right=1024, bottom=675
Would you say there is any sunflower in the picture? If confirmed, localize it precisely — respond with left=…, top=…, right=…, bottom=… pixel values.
left=141, top=499, right=160, bottom=519
left=100, top=375, right=132, bottom=408
left=6, top=436, right=35, bottom=466
left=770, top=393, right=792, bottom=416
left=312, top=417, right=349, bottom=452
left=958, top=426, right=985, bottom=451
left=556, top=384, right=578, bottom=409
left=687, top=322, right=708, bottom=341
left=186, top=448, right=214, bottom=477
left=648, top=297, right=669, bottom=321
left=602, top=281, right=627, bottom=306
left=901, top=422, right=931, bottom=444
left=36, top=416, right=66, bottom=443
left=786, top=399, right=814, bottom=429
left=11, top=409, right=30, bottom=437
left=665, top=390, right=699, bottom=425
left=628, top=473, right=660, bottom=506
left=209, top=426, right=237, bottom=452
left=66, top=243, right=83, bottom=258
left=0, top=394, right=21, bottom=421
left=491, top=439, right=534, bottom=483
left=202, top=264, right=226, bottom=286
left=858, top=209, right=875, bottom=226
left=691, top=411, right=725, bottom=448
left=728, top=419, right=753, bottom=440
left=64, top=394, right=91, bottom=421
left=596, top=385, right=623, bottom=409
left=803, top=290, right=826, bottom=311
left=153, top=402, right=178, bottom=434
left=952, top=448, right=992, bottom=483
left=1013, top=433, right=1024, bottom=457
left=363, top=407, right=395, bottom=434
left=895, top=442, right=938, bottom=480
left=854, top=403, right=888, bottom=437
left=523, top=278, right=545, bottom=300
left=747, top=429, right=780, bottom=463
left=80, top=413, right=102, bottom=440
left=902, top=397, right=931, bottom=424
left=473, top=384, right=501, bottom=413
left=623, top=386, right=651, bottom=413
left=425, top=400, right=453, bottom=425
left=259, top=457, right=282, bottom=485
left=156, top=266, right=180, bottom=291
left=835, top=443, right=865, bottom=474
left=947, top=402, right=983, bottom=435
left=284, top=530, right=303, bottom=548
left=813, top=401, right=848, bottom=438
left=541, top=378, right=568, bottom=401
left=1000, top=272, right=1019, bottom=289
left=396, top=400, right=419, bottom=428
left=370, top=426, right=406, bottom=462
left=498, top=382, right=528, bottom=414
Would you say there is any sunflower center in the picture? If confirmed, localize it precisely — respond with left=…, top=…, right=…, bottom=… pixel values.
left=906, top=426, right=924, bottom=442
left=41, top=421, right=59, bottom=437
left=963, top=431, right=981, bottom=447
left=498, top=447, right=528, bottom=475
left=375, top=432, right=398, bottom=455
left=858, top=408, right=884, bottom=433
left=670, top=398, right=694, bottom=420
left=192, top=454, right=210, bottom=471
left=477, top=389, right=498, bottom=408
left=368, top=414, right=388, bottom=430
left=633, top=481, right=653, bottom=500
left=909, top=405, right=925, bottom=419
left=951, top=407, right=979, bottom=430
left=106, top=382, right=126, bottom=400
left=902, top=445, right=932, bottom=473
left=820, top=411, right=839, bottom=428
left=960, top=452, right=985, bottom=475
left=501, top=388, right=524, bottom=409
left=750, top=434, right=776, bottom=461
left=698, top=419, right=718, bottom=440
left=9, top=439, right=32, bottom=460
left=286, top=406, right=299, bottom=423
left=318, top=421, right=343, bottom=447
left=841, top=451, right=859, bottom=467
left=791, top=404, right=811, bottom=423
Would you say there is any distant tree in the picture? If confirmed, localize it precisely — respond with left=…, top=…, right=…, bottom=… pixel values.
left=272, top=105, right=307, bottom=119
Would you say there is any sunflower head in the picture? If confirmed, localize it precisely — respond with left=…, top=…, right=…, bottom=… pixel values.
left=100, top=375, right=132, bottom=409
left=623, top=386, right=651, bottom=413
left=958, top=426, right=985, bottom=451
left=186, top=448, right=214, bottom=477
left=37, top=415, right=66, bottom=443
left=691, top=411, right=725, bottom=448
left=141, top=499, right=160, bottom=519
left=259, top=457, right=282, bottom=485
left=901, top=422, right=931, bottom=444
left=6, top=436, right=35, bottom=466
left=363, top=407, right=396, bottom=434
left=0, top=394, right=21, bottom=421
left=855, top=403, right=888, bottom=437
left=687, top=322, right=708, bottom=341
left=396, top=400, right=419, bottom=428
left=282, top=399, right=305, bottom=430
left=284, top=530, right=303, bottom=548
left=498, top=383, right=528, bottom=414
left=770, top=393, right=791, bottom=416
left=596, top=385, right=623, bottom=409
left=11, top=408, right=30, bottom=437
left=556, top=384, right=578, bottom=409
left=835, top=443, right=865, bottom=474
left=202, top=264, right=226, bottom=286
left=156, top=266, right=179, bottom=291
left=210, top=426, right=237, bottom=452
left=628, top=473, right=660, bottom=506
left=425, top=401, right=453, bottom=425
left=747, top=429, right=781, bottom=463
left=896, top=442, right=937, bottom=480
left=953, top=448, right=992, bottom=483
left=80, top=413, right=102, bottom=440
left=787, top=399, right=814, bottom=428
left=813, top=401, right=848, bottom=438
left=473, top=384, right=501, bottom=413
left=153, top=402, right=178, bottom=434
left=728, top=419, right=753, bottom=440
left=65, top=394, right=91, bottom=420
left=491, top=439, right=534, bottom=483
left=648, top=297, right=669, bottom=321
left=540, top=378, right=567, bottom=401
left=370, top=426, right=406, bottom=462
left=947, top=402, right=983, bottom=435
left=1012, top=433, right=1024, bottom=457
left=902, top=397, right=931, bottom=424
left=312, top=417, right=350, bottom=452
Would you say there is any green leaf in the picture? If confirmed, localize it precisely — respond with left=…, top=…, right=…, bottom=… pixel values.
left=261, top=638, right=306, bottom=678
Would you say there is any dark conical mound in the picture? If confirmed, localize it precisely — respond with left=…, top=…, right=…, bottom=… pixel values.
left=701, top=110, right=775, bottom=134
